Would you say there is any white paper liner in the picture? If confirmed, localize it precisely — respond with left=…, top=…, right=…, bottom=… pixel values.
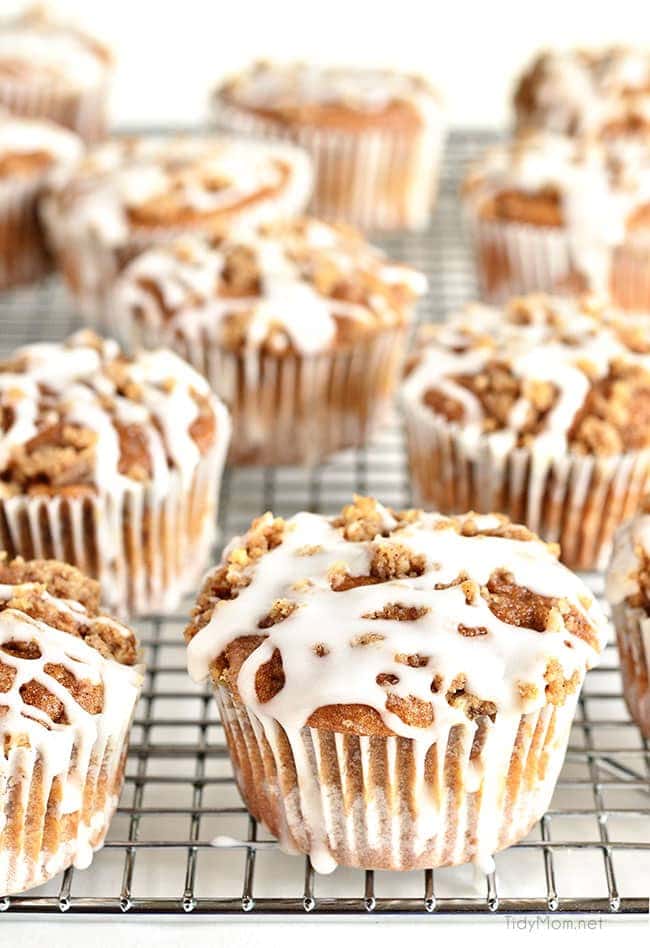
left=467, top=210, right=650, bottom=310
left=402, top=396, right=650, bottom=571
left=0, top=177, right=52, bottom=288
left=212, top=98, right=445, bottom=231
left=0, top=77, right=110, bottom=143
left=0, top=665, right=141, bottom=896
left=110, top=311, right=407, bottom=465
left=611, top=603, right=650, bottom=738
left=0, top=429, right=229, bottom=615
left=214, top=683, right=579, bottom=872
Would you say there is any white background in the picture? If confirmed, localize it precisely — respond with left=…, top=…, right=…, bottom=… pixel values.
left=10, top=0, right=650, bottom=130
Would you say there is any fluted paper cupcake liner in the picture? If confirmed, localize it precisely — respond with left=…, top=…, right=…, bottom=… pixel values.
left=0, top=431, right=229, bottom=615
left=111, top=312, right=407, bottom=465
left=403, top=402, right=650, bottom=571
left=0, top=77, right=110, bottom=143
left=611, top=603, right=650, bottom=737
left=214, top=684, right=579, bottom=872
left=212, top=98, right=445, bottom=231
left=467, top=211, right=650, bottom=310
left=0, top=668, right=141, bottom=896
left=0, top=179, right=53, bottom=288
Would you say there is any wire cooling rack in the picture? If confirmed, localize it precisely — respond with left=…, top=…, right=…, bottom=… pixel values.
left=0, top=130, right=649, bottom=918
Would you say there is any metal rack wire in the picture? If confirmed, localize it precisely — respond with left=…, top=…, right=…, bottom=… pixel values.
left=0, top=130, right=649, bottom=917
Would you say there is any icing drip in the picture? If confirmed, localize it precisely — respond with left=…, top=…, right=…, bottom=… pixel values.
left=402, top=295, right=650, bottom=463
left=0, top=114, right=82, bottom=167
left=187, top=502, right=606, bottom=738
left=464, top=131, right=650, bottom=293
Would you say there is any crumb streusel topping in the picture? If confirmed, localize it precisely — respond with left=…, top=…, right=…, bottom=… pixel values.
left=186, top=496, right=606, bottom=739
left=0, top=329, right=225, bottom=494
left=112, top=218, right=427, bottom=354
left=463, top=130, right=650, bottom=292
left=606, top=497, right=650, bottom=610
left=0, top=555, right=141, bottom=775
left=514, top=47, right=650, bottom=139
left=402, top=293, right=650, bottom=459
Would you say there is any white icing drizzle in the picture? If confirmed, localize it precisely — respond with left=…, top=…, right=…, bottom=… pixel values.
left=0, top=13, right=109, bottom=90
left=0, top=330, right=223, bottom=494
left=187, top=501, right=607, bottom=740
left=42, top=136, right=314, bottom=251
left=402, top=294, right=650, bottom=463
left=606, top=511, right=650, bottom=605
left=111, top=220, right=427, bottom=355
left=464, top=131, right=650, bottom=293
left=516, top=48, right=650, bottom=137
left=0, top=575, right=142, bottom=892
left=220, top=62, right=442, bottom=125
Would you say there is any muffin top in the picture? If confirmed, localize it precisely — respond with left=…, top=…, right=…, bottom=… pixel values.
left=0, top=555, right=141, bottom=771
left=0, top=8, right=111, bottom=92
left=606, top=498, right=650, bottom=609
left=0, top=329, right=228, bottom=497
left=215, top=61, right=441, bottom=131
left=402, top=294, right=650, bottom=459
left=514, top=47, right=650, bottom=139
left=43, top=135, right=313, bottom=247
left=463, top=131, right=650, bottom=291
left=185, top=496, right=606, bottom=740
left=112, top=218, right=427, bottom=355
left=0, top=111, right=82, bottom=182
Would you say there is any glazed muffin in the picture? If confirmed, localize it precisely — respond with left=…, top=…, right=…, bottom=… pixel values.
left=402, top=293, right=650, bottom=571
left=514, top=47, right=650, bottom=140
left=606, top=503, right=650, bottom=736
left=41, top=135, right=313, bottom=324
left=110, top=218, right=426, bottom=466
left=0, top=330, right=230, bottom=615
left=0, top=8, right=112, bottom=143
left=463, top=130, right=650, bottom=309
left=0, top=555, right=142, bottom=895
left=0, top=112, right=82, bottom=288
left=185, top=496, right=606, bottom=872
left=212, top=62, right=445, bottom=230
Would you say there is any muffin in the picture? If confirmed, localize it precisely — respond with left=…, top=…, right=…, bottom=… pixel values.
left=606, top=504, right=650, bottom=736
left=41, top=135, right=313, bottom=325
left=185, top=495, right=606, bottom=872
left=0, top=330, right=230, bottom=615
left=0, top=8, right=112, bottom=143
left=463, top=130, right=650, bottom=309
left=212, top=62, right=445, bottom=230
left=0, top=555, right=142, bottom=895
left=514, top=47, right=650, bottom=140
left=110, top=218, right=426, bottom=466
left=401, top=293, right=650, bottom=571
left=0, top=111, right=82, bottom=288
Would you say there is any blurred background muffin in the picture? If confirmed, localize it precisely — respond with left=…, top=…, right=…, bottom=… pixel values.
left=110, top=217, right=426, bottom=465
left=212, top=61, right=445, bottom=231
left=41, top=134, right=313, bottom=324
left=0, top=6, right=113, bottom=143
left=0, top=109, right=81, bottom=288
left=463, top=130, right=650, bottom=308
